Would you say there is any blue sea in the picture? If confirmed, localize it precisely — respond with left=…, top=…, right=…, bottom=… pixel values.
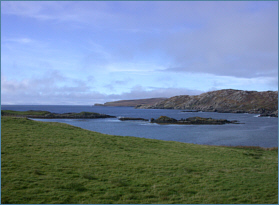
left=1, top=105, right=278, bottom=148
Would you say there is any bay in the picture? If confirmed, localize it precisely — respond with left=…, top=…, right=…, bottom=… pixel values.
left=1, top=105, right=278, bottom=148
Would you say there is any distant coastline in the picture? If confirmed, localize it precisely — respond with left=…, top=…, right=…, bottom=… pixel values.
left=94, top=98, right=166, bottom=107
left=97, top=89, right=278, bottom=117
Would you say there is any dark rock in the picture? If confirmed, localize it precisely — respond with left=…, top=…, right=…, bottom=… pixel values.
left=93, top=103, right=104, bottom=106
left=259, top=110, right=278, bottom=117
left=151, top=116, right=178, bottom=123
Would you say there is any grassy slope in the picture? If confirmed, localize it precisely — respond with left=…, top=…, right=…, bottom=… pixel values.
left=1, top=110, right=51, bottom=116
left=1, top=117, right=278, bottom=204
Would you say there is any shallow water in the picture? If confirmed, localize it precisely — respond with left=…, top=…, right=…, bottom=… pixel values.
left=2, top=105, right=278, bottom=147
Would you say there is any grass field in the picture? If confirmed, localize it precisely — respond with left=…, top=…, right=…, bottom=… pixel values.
left=1, top=116, right=278, bottom=204
left=1, top=110, right=51, bottom=116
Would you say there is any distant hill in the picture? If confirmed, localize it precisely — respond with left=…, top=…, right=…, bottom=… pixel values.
left=94, top=98, right=167, bottom=107
left=136, top=89, right=278, bottom=117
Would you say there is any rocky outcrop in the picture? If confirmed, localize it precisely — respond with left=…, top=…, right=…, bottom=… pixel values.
left=150, top=116, right=239, bottom=125
left=136, top=89, right=278, bottom=117
left=150, top=116, right=178, bottom=123
left=259, top=110, right=278, bottom=117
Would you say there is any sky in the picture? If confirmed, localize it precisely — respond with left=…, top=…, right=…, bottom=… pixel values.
left=1, top=1, right=278, bottom=105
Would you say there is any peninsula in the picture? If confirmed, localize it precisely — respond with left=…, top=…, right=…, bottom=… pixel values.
left=135, top=89, right=278, bottom=117
left=1, top=110, right=116, bottom=119
left=94, top=98, right=166, bottom=107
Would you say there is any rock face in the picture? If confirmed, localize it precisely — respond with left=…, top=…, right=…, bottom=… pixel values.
left=136, top=89, right=278, bottom=117
left=150, top=116, right=239, bottom=125
left=259, top=110, right=278, bottom=117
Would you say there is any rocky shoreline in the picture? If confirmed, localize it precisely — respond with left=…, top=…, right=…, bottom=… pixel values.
left=180, top=109, right=278, bottom=117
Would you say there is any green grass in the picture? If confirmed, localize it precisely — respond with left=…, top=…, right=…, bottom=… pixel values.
left=1, top=110, right=51, bottom=116
left=1, top=116, right=278, bottom=204
left=1, top=110, right=111, bottom=118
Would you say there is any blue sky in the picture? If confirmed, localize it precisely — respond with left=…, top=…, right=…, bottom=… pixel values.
left=1, top=1, right=278, bottom=105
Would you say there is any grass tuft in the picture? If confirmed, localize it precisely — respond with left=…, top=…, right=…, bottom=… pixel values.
left=82, top=173, right=97, bottom=180
left=33, top=169, right=44, bottom=175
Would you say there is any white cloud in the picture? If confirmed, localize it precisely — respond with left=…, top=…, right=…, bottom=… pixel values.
left=3, top=2, right=276, bottom=79
left=104, top=86, right=203, bottom=102
left=4, top=37, right=33, bottom=44
left=137, top=2, right=278, bottom=78
left=1, top=1, right=277, bottom=105
left=2, top=1, right=60, bottom=20
left=1, top=72, right=203, bottom=105
left=1, top=1, right=119, bottom=28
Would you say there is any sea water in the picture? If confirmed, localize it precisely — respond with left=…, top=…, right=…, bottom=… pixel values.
left=2, top=105, right=278, bottom=148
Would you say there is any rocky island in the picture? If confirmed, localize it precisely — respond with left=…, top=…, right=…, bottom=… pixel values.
left=1, top=110, right=116, bottom=119
left=117, top=115, right=240, bottom=125
left=150, top=116, right=240, bottom=125
left=1, top=110, right=240, bottom=125
left=135, top=89, right=278, bottom=117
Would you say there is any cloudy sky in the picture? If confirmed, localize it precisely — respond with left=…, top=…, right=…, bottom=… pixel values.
left=1, top=1, right=278, bottom=105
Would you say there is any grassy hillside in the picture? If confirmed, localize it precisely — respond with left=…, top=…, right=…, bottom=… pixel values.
left=1, top=116, right=278, bottom=204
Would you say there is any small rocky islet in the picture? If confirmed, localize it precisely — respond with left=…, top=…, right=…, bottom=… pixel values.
left=150, top=116, right=240, bottom=125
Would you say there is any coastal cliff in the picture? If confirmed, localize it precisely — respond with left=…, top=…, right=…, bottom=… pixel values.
left=136, top=89, right=278, bottom=117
